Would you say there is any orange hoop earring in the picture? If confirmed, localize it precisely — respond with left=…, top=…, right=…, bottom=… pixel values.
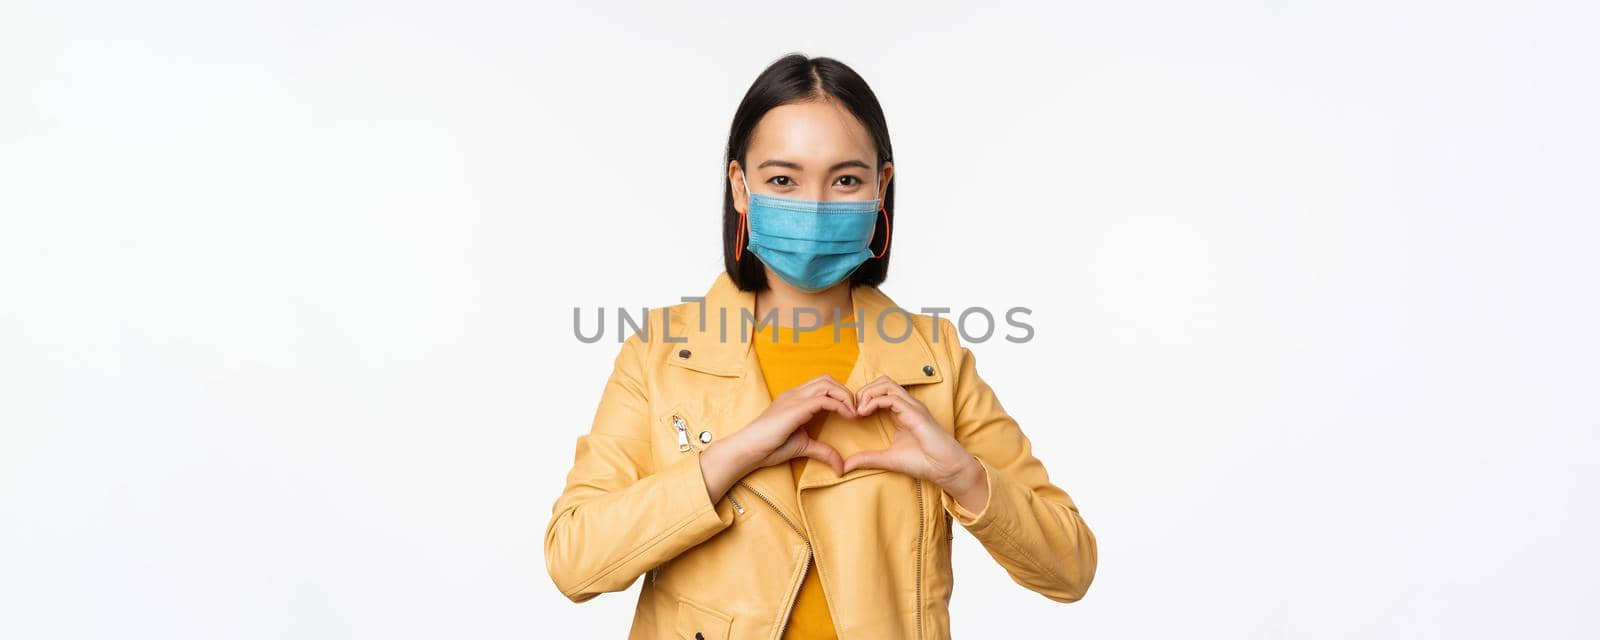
left=734, top=208, right=749, bottom=261
left=872, top=203, right=891, bottom=259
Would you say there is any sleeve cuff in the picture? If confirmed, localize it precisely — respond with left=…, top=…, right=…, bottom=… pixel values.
left=671, top=449, right=738, bottom=534
left=941, top=456, right=999, bottom=529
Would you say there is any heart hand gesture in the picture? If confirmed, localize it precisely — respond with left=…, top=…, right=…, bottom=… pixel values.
left=842, top=375, right=990, bottom=513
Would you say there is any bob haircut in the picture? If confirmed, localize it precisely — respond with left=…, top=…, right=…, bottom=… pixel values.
left=722, top=53, right=896, bottom=292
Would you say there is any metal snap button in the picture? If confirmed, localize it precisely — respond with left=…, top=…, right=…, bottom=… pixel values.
left=922, top=364, right=935, bottom=376
left=698, top=430, right=713, bottom=443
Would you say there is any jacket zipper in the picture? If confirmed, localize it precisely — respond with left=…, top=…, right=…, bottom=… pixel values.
left=914, top=477, right=925, bottom=640
left=671, top=415, right=691, bottom=451
left=727, top=491, right=745, bottom=515
left=740, top=480, right=811, bottom=639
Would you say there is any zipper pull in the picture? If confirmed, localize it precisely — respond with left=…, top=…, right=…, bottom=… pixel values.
left=672, top=415, right=691, bottom=452
left=728, top=493, right=745, bottom=515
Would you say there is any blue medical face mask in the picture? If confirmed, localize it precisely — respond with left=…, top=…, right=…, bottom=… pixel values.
left=738, top=171, right=889, bottom=292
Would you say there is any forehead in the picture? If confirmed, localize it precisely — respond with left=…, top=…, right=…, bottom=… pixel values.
left=747, top=100, right=877, bottom=166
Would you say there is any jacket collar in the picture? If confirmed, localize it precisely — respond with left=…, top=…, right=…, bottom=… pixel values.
left=665, top=272, right=944, bottom=388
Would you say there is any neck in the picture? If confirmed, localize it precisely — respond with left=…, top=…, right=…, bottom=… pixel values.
left=755, top=277, right=853, bottom=329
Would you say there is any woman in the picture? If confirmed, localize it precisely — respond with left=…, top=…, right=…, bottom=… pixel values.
left=545, top=54, right=1097, bottom=639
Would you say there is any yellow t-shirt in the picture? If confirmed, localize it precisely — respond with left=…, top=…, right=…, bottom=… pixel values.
left=752, top=312, right=858, bottom=640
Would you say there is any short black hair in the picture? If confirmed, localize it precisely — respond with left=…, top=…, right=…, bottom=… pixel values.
left=722, top=53, right=895, bottom=292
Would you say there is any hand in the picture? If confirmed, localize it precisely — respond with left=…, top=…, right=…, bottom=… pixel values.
left=842, top=375, right=989, bottom=512
left=700, top=374, right=854, bottom=501
left=738, top=373, right=856, bottom=473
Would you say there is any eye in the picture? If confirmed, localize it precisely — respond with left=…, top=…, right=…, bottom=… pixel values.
left=767, top=176, right=794, bottom=187
left=835, top=175, right=862, bottom=187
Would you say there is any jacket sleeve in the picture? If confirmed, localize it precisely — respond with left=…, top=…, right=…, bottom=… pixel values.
left=934, top=319, right=1098, bottom=602
left=544, top=333, right=737, bottom=603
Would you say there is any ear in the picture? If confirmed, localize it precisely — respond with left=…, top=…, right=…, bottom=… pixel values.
left=877, top=161, right=894, bottom=200
left=728, top=161, right=748, bottom=214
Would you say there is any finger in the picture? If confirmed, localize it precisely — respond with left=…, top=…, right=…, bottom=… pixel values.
left=800, top=395, right=856, bottom=422
left=855, top=376, right=910, bottom=412
left=799, top=439, right=845, bottom=476
left=842, top=448, right=909, bottom=475
left=777, top=374, right=831, bottom=400
left=879, top=380, right=916, bottom=404
left=796, top=373, right=846, bottom=392
left=798, top=379, right=857, bottom=417
left=858, top=394, right=928, bottom=432
left=854, top=378, right=896, bottom=412
left=814, top=374, right=858, bottom=400
left=857, top=394, right=903, bottom=418
left=854, top=374, right=894, bottom=398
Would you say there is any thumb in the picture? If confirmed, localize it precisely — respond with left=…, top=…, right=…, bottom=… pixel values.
left=799, top=439, right=845, bottom=477
left=842, top=448, right=906, bottom=475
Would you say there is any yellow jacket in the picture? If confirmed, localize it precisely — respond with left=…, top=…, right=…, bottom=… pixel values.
left=545, top=273, right=1097, bottom=639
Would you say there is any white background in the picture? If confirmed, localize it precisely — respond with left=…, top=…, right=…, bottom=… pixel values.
left=3, top=1, right=1597, bottom=638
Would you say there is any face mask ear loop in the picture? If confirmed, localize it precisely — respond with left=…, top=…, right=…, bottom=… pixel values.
left=873, top=200, right=891, bottom=259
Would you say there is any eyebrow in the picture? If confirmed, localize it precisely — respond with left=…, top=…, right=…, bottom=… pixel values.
left=756, top=158, right=872, bottom=173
